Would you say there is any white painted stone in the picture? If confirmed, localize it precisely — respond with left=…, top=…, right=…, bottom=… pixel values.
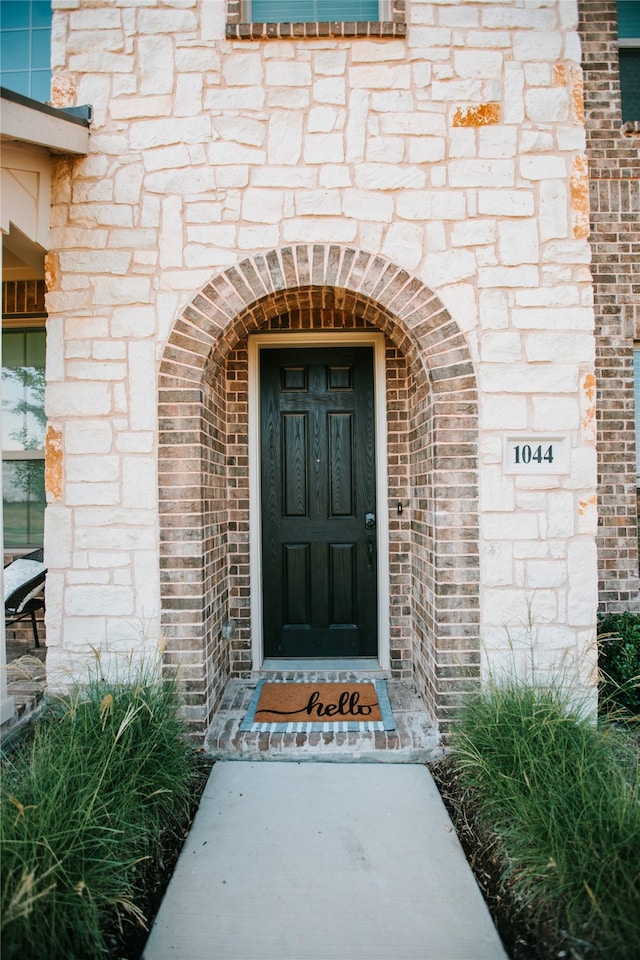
left=47, top=382, right=112, bottom=418
left=349, top=65, right=411, bottom=90
left=67, top=455, right=119, bottom=483
left=567, top=539, right=598, bottom=626
left=525, top=88, right=570, bottom=123
left=520, top=154, right=567, bottom=181
left=407, top=138, right=445, bottom=163
left=531, top=396, right=579, bottom=431
left=420, top=250, right=476, bottom=287
left=478, top=265, right=539, bottom=287
left=479, top=126, right=517, bottom=159
left=314, top=51, right=347, bottom=76
left=451, top=220, right=495, bottom=247
left=345, top=90, right=368, bottom=163
left=308, top=107, right=339, bottom=134
left=206, top=87, right=266, bottom=110
left=481, top=541, right=513, bottom=586
left=449, top=159, right=515, bottom=188
left=238, top=225, right=280, bottom=249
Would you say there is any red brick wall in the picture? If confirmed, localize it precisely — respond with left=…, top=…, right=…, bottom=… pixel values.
left=579, top=0, right=640, bottom=611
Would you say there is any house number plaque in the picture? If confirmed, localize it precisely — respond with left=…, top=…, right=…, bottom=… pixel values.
left=503, top=435, right=570, bottom=475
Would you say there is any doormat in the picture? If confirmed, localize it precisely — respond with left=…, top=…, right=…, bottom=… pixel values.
left=239, top=680, right=395, bottom=733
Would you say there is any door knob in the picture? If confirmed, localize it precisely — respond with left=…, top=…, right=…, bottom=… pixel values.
left=365, top=512, right=376, bottom=530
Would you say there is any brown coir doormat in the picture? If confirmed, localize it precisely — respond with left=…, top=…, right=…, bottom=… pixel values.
left=239, top=680, right=395, bottom=732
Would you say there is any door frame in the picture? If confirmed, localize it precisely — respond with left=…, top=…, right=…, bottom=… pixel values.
left=248, top=331, right=390, bottom=670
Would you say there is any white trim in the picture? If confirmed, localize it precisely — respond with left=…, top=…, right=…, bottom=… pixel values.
left=248, top=332, right=390, bottom=671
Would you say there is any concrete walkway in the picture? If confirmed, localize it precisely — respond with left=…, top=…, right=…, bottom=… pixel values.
left=143, top=762, right=508, bottom=960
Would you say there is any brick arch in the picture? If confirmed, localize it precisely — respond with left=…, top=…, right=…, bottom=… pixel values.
left=158, top=246, right=479, bottom=740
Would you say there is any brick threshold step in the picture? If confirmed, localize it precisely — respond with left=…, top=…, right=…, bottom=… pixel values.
left=205, top=675, right=442, bottom=764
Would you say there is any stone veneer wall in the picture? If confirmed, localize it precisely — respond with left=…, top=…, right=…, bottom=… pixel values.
left=578, top=0, right=640, bottom=612
left=44, top=0, right=598, bottom=738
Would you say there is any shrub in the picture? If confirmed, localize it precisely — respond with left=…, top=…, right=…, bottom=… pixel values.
left=1, top=674, right=195, bottom=960
left=451, top=677, right=640, bottom=959
left=597, top=611, right=640, bottom=716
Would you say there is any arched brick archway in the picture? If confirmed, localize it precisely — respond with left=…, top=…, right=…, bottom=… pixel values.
left=158, top=246, right=479, bottom=739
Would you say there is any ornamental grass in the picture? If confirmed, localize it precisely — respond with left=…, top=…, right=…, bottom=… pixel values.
left=1, top=671, right=195, bottom=960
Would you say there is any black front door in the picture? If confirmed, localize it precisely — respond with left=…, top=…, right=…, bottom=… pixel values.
left=260, top=346, right=378, bottom=658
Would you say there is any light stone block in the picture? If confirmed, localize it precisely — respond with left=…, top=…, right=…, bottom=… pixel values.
left=282, top=219, right=357, bottom=244
left=349, top=65, right=411, bottom=90
left=381, top=222, right=424, bottom=270
left=123, top=458, right=156, bottom=509
left=175, top=74, right=203, bottom=117
left=242, top=188, right=284, bottom=224
left=314, top=51, right=347, bottom=76
left=526, top=332, right=594, bottom=364
left=130, top=117, right=211, bottom=150
left=480, top=331, right=522, bottom=363
left=129, top=341, right=157, bottom=432
left=65, top=585, right=134, bottom=617
left=308, top=107, right=339, bottom=133
left=313, top=78, right=346, bottom=105
left=477, top=190, right=534, bottom=217
left=477, top=265, right=539, bottom=287
left=526, top=560, right=565, bottom=589
left=294, top=191, right=341, bottom=217
left=567, top=539, right=598, bottom=626
left=355, top=164, right=426, bottom=190
left=267, top=112, right=303, bottom=164
left=451, top=220, right=495, bottom=246
left=266, top=62, right=311, bottom=87
left=343, top=190, right=393, bottom=223
left=66, top=482, right=120, bottom=505
left=93, top=277, right=151, bottom=305
left=449, top=159, right=515, bottom=188
left=512, top=307, right=594, bottom=330
left=238, top=225, right=280, bottom=249
left=531, top=396, right=579, bottom=431
left=480, top=363, right=578, bottom=394
left=396, top=191, right=466, bottom=220
left=546, top=492, right=575, bottom=538
left=480, top=541, right=513, bottom=586
left=525, top=88, right=569, bottom=123
left=345, top=90, right=368, bottom=163
left=498, top=221, right=539, bottom=265
left=453, top=50, right=503, bottom=79
left=480, top=467, right=515, bottom=511
left=206, top=87, right=266, bottom=110
left=539, top=180, right=568, bottom=241
left=420, top=250, right=476, bottom=287
left=513, top=31, right=563, bottom=62
left=351, top=41, right=406, bottom=63
left=406, top=138, right=445, bottom=163
left=478, top=126, right=517, bottom=159
left=111, top=306, right=156, bottom=338
left=303, top=133, right=346, bottom=166
left=520, top=154, right=567, bottom=181
left=481, top=395, right=528, bottom=429
left=67, top=455, right=119, bottom=483
left=139, top=36, right=174, bottom=95
left=47, top=382, right=112, bottom=418
left=137, top=8, right=197, bottom=34
left=44, top=507, right=73, bottom=567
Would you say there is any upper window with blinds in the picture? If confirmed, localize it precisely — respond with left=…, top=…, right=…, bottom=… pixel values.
left=226, top=0, right=405, bottom=40
left=617, top=0, right=640, bottom=122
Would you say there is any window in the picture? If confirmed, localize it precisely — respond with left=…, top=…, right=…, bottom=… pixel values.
left=0, top=0, right=52, bottom=102
left=617, top=0, right=640, bottom=122
left=2, top=326, right=46, bottom=548
left=228, top=0, right=404, bottom=39
left=249, top=0, right=379, bottom=21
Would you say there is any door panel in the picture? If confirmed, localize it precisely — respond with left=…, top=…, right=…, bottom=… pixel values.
left=261, top=346, right=377, bottom=658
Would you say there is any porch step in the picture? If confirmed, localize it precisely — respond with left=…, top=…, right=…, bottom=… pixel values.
left=204, top=675, right=441, bottom=763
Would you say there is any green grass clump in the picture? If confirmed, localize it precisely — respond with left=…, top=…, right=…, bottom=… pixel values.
left=451, top=679, right=640, bottom=958
left=597, top=611, right=640, bottom=716
left=1, top=674, right=195, bottom=960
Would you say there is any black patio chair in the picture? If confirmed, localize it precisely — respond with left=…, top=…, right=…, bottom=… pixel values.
left=4, top=548, right=47, bottom=648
